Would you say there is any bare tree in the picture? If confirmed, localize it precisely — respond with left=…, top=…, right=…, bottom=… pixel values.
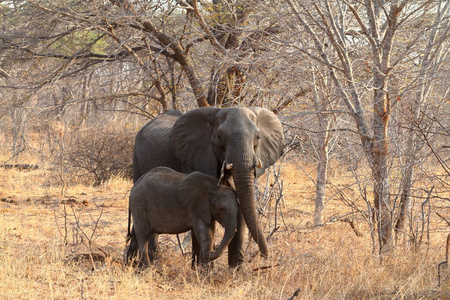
left=394, top=0, right=449, bottom=243
left=1, top=1, right=448, bottom=258
left=283, top=0, right=449, bottom=252
left=310, top=69, right=338, bottom=225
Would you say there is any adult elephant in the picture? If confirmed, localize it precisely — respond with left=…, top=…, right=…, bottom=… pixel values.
left=131, top=107, right=284, bottom=267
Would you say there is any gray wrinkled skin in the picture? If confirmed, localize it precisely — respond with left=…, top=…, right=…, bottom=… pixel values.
left=130, top=107, right=284, bottom=267
left=126, top=167, right=238, bottom=268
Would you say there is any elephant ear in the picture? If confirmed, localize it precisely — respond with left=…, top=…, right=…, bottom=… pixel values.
left=248, top=107, right=285, bottom=178
left=178, top=172, right=219, bottom=225
left=171, top=107, right=221, bottom=177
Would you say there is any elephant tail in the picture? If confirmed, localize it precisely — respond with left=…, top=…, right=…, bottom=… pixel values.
left=126, top=205, right=131, bottom=242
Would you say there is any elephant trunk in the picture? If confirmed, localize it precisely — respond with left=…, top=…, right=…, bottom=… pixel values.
left=209, top=217, right=238, bottom=261
left=231, top=167, right=269, bottom=257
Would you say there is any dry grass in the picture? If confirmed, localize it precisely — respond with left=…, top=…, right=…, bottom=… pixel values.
left=1, top=161, right=449, bottom=299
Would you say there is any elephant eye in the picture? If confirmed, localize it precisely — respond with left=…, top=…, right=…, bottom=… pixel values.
left=254, top=135, right=261, bottom=148
left=216, top=136, right=223, bottom=146
left=216, top=133, right=224, bottom=142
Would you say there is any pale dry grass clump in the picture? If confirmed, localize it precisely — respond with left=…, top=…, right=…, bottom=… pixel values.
left=1, top=163, right=449, bottom=299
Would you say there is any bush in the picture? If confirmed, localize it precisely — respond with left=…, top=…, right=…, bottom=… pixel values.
left=65, top=124, right=134, bottom=185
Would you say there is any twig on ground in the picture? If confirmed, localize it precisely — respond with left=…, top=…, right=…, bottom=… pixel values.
left=252, top=263, right=280, bottom=272
left=287, top=288, right=301, bottom=300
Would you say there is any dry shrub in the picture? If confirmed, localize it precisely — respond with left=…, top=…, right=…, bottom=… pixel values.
left=1, top=157, right=449, bottom=299
left=65, top=123, right=134, bottom=185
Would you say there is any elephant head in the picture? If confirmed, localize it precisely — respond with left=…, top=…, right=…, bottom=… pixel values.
left=171, top=107, right=284, bottom=257
left=178, top=171, right=239, bottom=261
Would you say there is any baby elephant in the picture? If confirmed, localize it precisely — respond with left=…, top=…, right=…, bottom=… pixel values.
left=128, top=166, right=238, bottom=267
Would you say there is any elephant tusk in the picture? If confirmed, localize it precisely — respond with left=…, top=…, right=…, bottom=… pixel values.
left=256, top=158, right=262, bottom=169
left=226, top=163, right=233, bottom=170
left=218, top=161, right=226, bottom=186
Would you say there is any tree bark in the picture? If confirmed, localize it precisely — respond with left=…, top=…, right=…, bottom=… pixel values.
left=312, top=71, right=331, bottom=226
left=314, top=135, right=329, bottom=226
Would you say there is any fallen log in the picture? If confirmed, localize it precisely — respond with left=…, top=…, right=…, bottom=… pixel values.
left=0, top=164, right=39, bottom=171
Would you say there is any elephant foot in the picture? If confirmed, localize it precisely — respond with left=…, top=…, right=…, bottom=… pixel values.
left=124, top=238, right=139, bottom=265
left=228, top=250, right=245, bottom=268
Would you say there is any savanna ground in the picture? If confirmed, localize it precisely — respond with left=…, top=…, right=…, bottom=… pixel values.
left=0, top=155, right=449, bottom=299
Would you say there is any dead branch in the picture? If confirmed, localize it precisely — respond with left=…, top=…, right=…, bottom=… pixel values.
left=436, top=212, right=450, bottom=226
left=267, top=226, right=280, bottom=242
left=252, top=263, right=281, bottom=273
left=340, top=218, right=363, bottom=237
left=287, top=288, right=301, bottom=300
left=0, top=164, right=39, bottom=170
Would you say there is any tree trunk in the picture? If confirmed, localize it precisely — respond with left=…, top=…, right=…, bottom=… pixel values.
left=364, top=0, right=405, bottom=253
left=312, top=71, right=332, bottom=226
left=371, top=82, right=393, bottom=252
left=141, top=21, right=209, bottom=108
left=314, top=136, right=329, bottom=226
left=395, top=162, right=414, bottom=243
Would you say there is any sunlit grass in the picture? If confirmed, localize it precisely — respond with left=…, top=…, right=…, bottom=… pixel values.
left=0, top=160, right=449, bottom=299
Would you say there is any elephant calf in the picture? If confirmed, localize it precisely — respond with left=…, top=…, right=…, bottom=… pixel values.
left=127, top=166, right=238, bottom=268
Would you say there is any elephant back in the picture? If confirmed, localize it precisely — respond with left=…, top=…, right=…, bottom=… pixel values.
left=133, top=110, right=185, bottom=183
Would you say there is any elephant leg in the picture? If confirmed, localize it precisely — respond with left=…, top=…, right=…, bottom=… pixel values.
left=191, top=230, right=199, bottom=268
left=209, top=222, right=216, bottom=268
left=125, top=226, right=139, bottom=265
left=147, top=234, right=159, bottom=262
left=136, top=230, right=152, bottom=268
left=228, top=209, right=245, bottom=268
left=126, top=227, right=159, bottom=265
left=192, top=224, right=214, bottom=266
